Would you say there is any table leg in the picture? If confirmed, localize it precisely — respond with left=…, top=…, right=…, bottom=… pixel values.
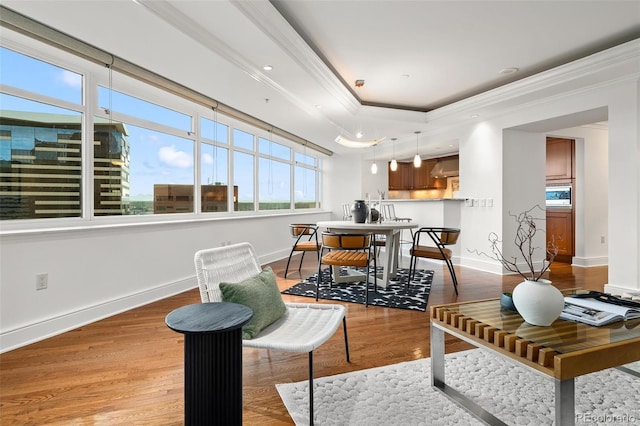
left=431, top=323, right=508, bottom=425
left=184, top=329, right=243, bottom=425
left=555, top=378, right=575, bottom=426
left=431, top=323, right=445, bottom=387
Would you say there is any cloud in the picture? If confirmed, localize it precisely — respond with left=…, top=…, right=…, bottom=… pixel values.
left=59, top=70, right=81, bottom=88
left=158, top=145, right=193, bottom=168
left=202, top=153, right=214, bottom=165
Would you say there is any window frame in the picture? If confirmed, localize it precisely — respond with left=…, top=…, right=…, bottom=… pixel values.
left=0, top=29, right=324, bottom=234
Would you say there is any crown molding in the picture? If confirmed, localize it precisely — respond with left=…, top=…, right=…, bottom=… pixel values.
left=426, top=38, right=640, bottom=125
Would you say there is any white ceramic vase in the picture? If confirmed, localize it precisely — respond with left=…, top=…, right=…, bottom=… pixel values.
left=512, top=278, right=564, bottom=326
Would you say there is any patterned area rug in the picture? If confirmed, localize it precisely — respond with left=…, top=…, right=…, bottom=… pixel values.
left=282, top=267, right=433, bottom=311
left=277, top=349, right=640, bottom=425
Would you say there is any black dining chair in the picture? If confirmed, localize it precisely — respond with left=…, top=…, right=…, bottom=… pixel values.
left=408, top=227, right=461, bottom=294
left=284, top=224, right=321, bottom=278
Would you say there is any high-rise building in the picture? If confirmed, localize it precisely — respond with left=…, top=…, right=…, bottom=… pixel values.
left=0, top=111, right=130, bottom=219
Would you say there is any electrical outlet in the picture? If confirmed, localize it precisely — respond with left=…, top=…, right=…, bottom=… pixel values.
left=601, top=236, right=605, bottom=244
left=36, top=273, right=48, bottom=290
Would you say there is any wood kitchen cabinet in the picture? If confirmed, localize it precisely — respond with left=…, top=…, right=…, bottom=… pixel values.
left=547, top=209, right=574, bottom=263
left=388, top=160, right=447, bottom=190
left=413, top=159, right=446, bottom=189
left=546, top=138, right=574, bottom=182
left=388, top=161, right=412, bottom=189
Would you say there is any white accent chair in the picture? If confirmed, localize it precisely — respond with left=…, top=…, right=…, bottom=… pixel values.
left=194, top=242, right=350, bottom=425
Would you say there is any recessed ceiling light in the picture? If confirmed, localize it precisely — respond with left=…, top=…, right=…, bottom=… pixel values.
left=263, top=65, right=273, bottom=71
left=499, top=67, right=519, bottom=75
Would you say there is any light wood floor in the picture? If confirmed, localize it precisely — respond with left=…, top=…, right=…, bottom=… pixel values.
left=1, top=256, right=607, bottom=425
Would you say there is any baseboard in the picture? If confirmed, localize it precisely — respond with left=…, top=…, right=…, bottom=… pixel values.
left=571, top=256, right=608, bottom=267
left=0, top=277, right=197, bottom=354
left=604, top=283, right=640, bottom=296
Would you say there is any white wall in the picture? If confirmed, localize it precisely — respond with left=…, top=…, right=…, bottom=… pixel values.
left=374, top=79, right=639, bottom=294
left=0, top=212, right=330, bottom=352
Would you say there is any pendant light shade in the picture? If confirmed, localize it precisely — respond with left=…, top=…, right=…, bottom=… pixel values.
left=390, top=138, right=398, bottom=171
left=413, top=131, right=422, bottom=168
left=371, top=144, right=378, bottom=174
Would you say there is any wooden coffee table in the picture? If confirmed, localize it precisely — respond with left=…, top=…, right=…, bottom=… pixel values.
left=430, top=296, right=640, bottom=425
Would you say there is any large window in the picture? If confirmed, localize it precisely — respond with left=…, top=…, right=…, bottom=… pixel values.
left=1, top=36, right=322, bottom=225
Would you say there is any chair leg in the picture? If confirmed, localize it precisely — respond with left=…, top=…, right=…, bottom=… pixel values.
left=316, top=257, right=322, bottom=301
left=342, top=317, right=350, bottom=363
left=408, top=255, right=416, bottom=281
left=298, top=251, right=306, bottom=272
left=308, top=351, right=314, bottom=426
left=445, top=258, right=459, bottom=295
left=364, top=264, right=369, bottom=308
left=284, top=249, right=296, bottom=278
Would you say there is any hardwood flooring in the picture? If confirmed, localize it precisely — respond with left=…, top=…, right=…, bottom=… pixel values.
left=0, top=257, right=607, bottom=425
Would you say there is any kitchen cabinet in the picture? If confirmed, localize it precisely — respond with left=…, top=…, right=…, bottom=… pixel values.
left=546, top=138, right=574, bottom=182
left=388, top=162, right=412, bottom=190
left=413, top=159, right=447, bottom=189
left=388, top=159, right=447, bottom=190
left=547, top=209, right=573, bottom=263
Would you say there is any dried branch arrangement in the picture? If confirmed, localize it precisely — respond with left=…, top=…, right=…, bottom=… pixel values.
left=470, top=205, right=558, bottom=281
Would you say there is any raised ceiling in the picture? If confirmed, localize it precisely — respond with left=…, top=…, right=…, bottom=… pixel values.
left=2, top=0, right=639, bottom=158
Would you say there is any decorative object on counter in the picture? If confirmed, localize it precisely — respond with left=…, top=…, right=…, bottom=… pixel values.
left=377, top=189, right=386, bottom=200
left=470, top=205, right=563, bottom=326
left=351, top=199, right=369, bottom=223
left=499, top=292, right=518, bottom=312
left=369, top=207, right=380, bottom=223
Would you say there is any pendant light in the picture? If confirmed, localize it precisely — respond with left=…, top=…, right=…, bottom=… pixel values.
left=413, top=131, right=422, bottom=168
left=370, top=144, right=378, bottom=174
left=390, top=138, right=398, bottom=171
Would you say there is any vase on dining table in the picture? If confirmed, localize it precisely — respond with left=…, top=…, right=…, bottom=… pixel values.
left=351, top=200, right=369, bottom=223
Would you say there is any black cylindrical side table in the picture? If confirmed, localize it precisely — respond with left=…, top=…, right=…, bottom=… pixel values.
left=166, top=302, right=253, bottom=425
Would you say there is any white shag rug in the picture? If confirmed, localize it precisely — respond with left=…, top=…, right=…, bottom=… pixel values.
left=276, top=349, right=640, bottom=425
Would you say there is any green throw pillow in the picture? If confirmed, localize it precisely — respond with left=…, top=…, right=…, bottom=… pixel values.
left=219, top=266, right=286, bottom=340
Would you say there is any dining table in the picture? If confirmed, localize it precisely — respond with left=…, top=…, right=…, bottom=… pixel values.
left=316, top=220, right=418, bottom=288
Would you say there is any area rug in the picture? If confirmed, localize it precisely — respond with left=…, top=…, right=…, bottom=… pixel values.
left=282, top=267, right=433, bottom=311
left=276, top=349, right=640, bottom=425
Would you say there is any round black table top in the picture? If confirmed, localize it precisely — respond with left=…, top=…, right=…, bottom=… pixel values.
left=165, top=302, right=253, bottom=334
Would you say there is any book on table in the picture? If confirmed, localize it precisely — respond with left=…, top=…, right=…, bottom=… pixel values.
left=560, top=296, right=640, bottom=326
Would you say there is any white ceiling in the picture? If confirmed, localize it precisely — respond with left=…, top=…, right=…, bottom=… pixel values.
left=3, top=0, right=639, bottom=160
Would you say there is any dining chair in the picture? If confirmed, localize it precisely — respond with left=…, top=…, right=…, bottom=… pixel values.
left=381, top=203, right=412, bottom=222
left=342, top=203, right=352, bottom=220
left=284, top=224, right=320, bottom=278
left=408, top=227, right=461, bottom=294
left=194, top=242, right=350, bottom=426
left=381, top=203, right=413, bottom=262
left=317, top=232, right=377, bottom=307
